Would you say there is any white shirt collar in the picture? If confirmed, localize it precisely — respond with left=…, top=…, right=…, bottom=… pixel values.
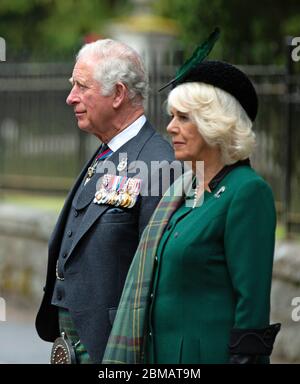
left=107, top=115, right=146, bottom=152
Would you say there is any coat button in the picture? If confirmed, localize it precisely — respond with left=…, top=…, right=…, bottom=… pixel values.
left=174, top=232, right=179, bottom=238
left=149, top=332, right=152, bottom=337
left=150, top=293, right=154, bottom=300
left=154, top=256, right=158, bottom=263
left=62, top=252, right=68, bottom=259
left=74, top=210, right=79, bottom=217
left=67, top=230, right=72, bottom=237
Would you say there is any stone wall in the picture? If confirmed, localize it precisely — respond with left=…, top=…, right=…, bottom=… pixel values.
left=0, top=204, right=299, bottom=363
left=0, top=204, right=57, bottom=306
left=271, top=241, right=300, bottom=363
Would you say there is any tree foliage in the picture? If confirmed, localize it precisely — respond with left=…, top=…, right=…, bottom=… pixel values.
left=0, top=0, right=130, bottom=60
left=1, top=0, right=299, bottom=64
left=154, top=0, right=300, bottom=64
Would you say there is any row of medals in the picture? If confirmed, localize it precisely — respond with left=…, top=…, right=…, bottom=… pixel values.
left=94, top=174, right=141, bottom=208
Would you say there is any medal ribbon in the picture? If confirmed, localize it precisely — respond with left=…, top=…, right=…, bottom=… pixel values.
left=96, top=148, right=113, bottom=161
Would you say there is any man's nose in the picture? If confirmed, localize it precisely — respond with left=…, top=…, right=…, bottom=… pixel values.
left=66, top=87, right=79, bottom=105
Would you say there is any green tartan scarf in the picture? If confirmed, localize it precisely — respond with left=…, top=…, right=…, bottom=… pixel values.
left=102, top=172, right=193, bottom=364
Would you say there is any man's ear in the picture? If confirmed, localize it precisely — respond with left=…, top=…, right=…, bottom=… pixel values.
left=112, top=82, right=127, bottom=108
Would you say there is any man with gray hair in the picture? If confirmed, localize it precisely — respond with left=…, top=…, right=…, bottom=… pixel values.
left=35, top=39, right=174, bottom=363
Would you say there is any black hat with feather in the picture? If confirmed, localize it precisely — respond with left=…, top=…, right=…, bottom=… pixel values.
left=159, top=28, right=258, bottom=122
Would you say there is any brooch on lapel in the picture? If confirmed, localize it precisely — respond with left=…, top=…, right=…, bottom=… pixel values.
left=93, top=174, right=142, bottom=208
left=214, top=186, right=226, bottom=198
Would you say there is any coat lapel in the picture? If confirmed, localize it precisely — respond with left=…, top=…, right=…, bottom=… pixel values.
left=66, top=122, right=156, bottom=260
left=102, top=173, right=187, bottom=364
left=137, top=173, right=187, bottom=266
left=48, top=146, right=100, bottom=257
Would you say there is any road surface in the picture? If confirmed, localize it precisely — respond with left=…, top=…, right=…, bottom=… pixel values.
left=0, top=302, right=51, bottom=364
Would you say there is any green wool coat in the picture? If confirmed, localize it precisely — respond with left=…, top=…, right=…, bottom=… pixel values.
left=146, top=165, right=276, bottom=364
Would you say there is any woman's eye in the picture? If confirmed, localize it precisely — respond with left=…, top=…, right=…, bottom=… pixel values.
left=168, top=114, right=174, bottom=123
left=178, top=114, right=189, bottom=121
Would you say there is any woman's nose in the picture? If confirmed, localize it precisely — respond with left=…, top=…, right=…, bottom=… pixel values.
left=167, top=118, right=177, bottom=134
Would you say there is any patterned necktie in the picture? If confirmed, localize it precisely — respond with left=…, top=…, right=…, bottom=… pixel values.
left=99, top=143, right=109, bottom=154
left=84, top=143, right=112, bottom=185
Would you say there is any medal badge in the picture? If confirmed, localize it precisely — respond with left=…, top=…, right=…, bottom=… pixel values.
left=94, top=174, right=142, bottom=208
left=84, top=145, right=113, bottom=186
left=117, top=157, right=127, bottom=172
left=84, top=165, right=96, bottom=185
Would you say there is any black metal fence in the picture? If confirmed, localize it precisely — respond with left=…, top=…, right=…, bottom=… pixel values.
left=0, top=53, right=299, bottom=234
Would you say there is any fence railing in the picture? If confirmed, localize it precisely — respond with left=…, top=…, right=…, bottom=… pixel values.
left=0, top=54, right=299, bottom=234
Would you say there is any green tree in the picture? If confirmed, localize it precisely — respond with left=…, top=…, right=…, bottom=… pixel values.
left=0, top=0, right=130, bottom=60
left=154, top=0, right=300, bottom=64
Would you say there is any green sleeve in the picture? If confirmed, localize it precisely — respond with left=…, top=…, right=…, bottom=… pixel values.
left=224, top=178, right=276, bottom=329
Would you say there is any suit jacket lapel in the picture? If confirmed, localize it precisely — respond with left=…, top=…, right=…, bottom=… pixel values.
left=49, top=145, right=100, bottom=257
left=66, top=121, right=156, bottom=259
left=66, top=151, right=120, bottom=258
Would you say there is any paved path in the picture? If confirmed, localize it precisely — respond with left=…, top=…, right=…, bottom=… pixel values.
left=0, top=302, right=287, bottom=364
left=0, top=303, right=51, bottom=364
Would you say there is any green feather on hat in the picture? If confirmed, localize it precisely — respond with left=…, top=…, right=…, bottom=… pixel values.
left=159, top=27, right=221, bottom=92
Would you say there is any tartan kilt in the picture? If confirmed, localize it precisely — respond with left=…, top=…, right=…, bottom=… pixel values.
left=58, top=307, right=92, bottom=364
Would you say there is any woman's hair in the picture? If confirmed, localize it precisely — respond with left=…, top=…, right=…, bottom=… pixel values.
left=167, top=82, right=256, bottom=164
left=76, top=39, right=148, bottom=106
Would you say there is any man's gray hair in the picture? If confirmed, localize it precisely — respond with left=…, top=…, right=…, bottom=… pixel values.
left=76, top=39, right=148, bottom=105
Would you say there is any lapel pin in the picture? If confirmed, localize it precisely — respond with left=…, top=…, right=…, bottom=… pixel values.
left=214, top=186, right=226, bottom=198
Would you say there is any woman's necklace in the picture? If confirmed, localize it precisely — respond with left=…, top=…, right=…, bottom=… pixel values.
left=193, top=183, right=201, bottom=208
left=193, top=178, right=209, bottom=208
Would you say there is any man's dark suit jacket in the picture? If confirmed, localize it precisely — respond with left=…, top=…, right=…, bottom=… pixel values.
left=35, top=121, right=175, bottom=362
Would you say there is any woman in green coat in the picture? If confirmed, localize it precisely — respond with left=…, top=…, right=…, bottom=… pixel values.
left=103, top=44, right=281, bottom=365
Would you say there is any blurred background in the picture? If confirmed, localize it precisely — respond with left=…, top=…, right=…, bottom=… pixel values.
left=0, top=0, right=299, bottom=363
